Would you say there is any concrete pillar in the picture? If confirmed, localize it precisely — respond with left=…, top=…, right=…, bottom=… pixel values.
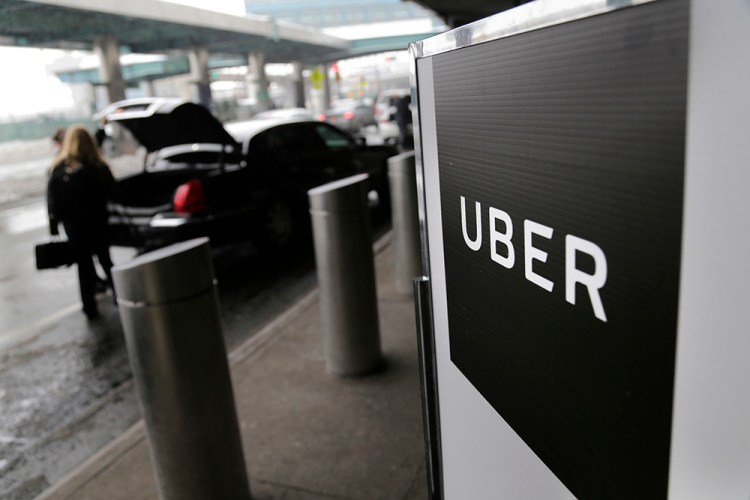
left=323, top=64, right=332, bottom=111
left=291, top=61, right=306, bottom=108
left=308, top=65, right=328, bottom=116
left=93, top=35, right=126, bottom=104
left=188, top=46, right=213, bottom=110
left=246, top=51, right=272, bottom=111
left=139, top=79, right=155, bottom=97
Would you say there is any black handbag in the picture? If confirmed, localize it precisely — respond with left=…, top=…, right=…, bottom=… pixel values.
left=35, top=239, right=75, bottom=270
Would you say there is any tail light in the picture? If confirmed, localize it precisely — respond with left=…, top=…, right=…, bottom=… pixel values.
left=317, top=114, right=326, bottom=121
left=343, top=111, right=355, bottom=120
left=174, top=179, right=207, bottom=214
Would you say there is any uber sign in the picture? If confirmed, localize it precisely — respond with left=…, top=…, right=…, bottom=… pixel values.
left=435, top=1, right=687, bottom=498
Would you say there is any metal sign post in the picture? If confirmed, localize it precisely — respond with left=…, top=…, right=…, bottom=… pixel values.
left=410, top=0, right=750, bottom=498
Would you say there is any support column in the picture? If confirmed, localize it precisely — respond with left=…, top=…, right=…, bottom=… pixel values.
left=309, top=65, right=329, bottom=116
left=139, top=79, right=155, bottom=97
left=246, top=51, right=272, bottom=111
left=188, top=46, right=213, bottom=110
left=93, top=35, right=126, bottom=104
left=323, top=64, right=332, bottom=111
left=291, top=61, right=306, bottom=108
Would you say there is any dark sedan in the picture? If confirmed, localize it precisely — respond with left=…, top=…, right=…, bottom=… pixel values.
left=99, top=98, right=397, bottom=252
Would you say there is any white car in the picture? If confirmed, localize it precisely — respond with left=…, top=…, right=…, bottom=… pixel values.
left=252, top=108, right=316, bottom=121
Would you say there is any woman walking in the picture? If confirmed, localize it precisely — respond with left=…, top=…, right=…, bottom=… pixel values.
left=47, top=125, right=116, bottom=320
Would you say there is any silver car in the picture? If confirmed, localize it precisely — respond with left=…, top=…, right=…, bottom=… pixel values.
left=321, top=99, right=376, bottom=135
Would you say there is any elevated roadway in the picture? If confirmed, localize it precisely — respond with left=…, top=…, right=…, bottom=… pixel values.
left=414, top=0, right=524, bottom=28
left=0, top=0, right=349, bottom=62
left=0, top=0, right=525, bottom=111
left=0, top=0, right=446, bottom=108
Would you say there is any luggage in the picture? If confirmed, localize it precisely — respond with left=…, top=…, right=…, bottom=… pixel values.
left=34, top=240, right=74, bottom=270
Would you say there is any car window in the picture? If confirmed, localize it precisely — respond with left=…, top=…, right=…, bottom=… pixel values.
left=247, top=131, right=272, bottom=162
left=254, top=124, right=328, bottom=157
left=314, top=124, right=354, bottom=150
left=292, top=125, right=327, bottom=152
left=146, top=147, right=240, bottom=171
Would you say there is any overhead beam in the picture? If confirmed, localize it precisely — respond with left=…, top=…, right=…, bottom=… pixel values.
left=410, top=0, right=527, bottom=28
left=0, top=0, right=350, bottom=63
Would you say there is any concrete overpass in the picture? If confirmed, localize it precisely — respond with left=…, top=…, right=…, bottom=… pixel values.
left=0, top=0, right=450, bottom=110
left=1, top=0, right=351, bottom=59
left=413, top=0, right=529, bottom=28
left=1, top=0, right=360, bottom=108
left=0, top=0, right=515, bottom=110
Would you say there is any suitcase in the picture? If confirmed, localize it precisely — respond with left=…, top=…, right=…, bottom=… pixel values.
left=34, top=240, right=74, bottom=270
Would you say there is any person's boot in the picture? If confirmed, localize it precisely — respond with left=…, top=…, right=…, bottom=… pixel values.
left=94, top=276, right=108, bottom=295
left=83, top=306, right=100, bottom=320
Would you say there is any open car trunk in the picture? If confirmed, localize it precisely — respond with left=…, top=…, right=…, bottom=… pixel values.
left=107, top=168, right=215, bottom=249
left=111, top=169, right=206, bottom=212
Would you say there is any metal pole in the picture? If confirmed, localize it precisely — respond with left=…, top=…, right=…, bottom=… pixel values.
left=112, top=238, right=251, bottom=500
left=413, top=276, right=443, bottom=499
left=308, top=174, right=383, bottom=376
left=388, top=151, right=421, bottom=294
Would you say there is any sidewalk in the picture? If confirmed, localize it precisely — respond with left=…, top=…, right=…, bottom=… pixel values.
left=35, top=234, right=429, bottom=500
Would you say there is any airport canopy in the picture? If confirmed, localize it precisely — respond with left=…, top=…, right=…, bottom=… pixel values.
left=0, top=0, right=351, bottom=63
left=413, top=0, right=525, bottom=28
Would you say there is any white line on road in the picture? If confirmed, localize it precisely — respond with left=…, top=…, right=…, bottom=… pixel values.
left=0, top=302, right=80, bottom=352
left=0, top=435, right=31, bottom=444
left=0, top=157, right=52, bottom=181
left=0, top=201, right=47, bottom=234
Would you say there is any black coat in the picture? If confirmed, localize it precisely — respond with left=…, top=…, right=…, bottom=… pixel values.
left=47, top=160, right=115, bottom=245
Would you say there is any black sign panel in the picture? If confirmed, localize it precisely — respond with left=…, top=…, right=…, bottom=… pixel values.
left=435, top=1, right=687, bottom=498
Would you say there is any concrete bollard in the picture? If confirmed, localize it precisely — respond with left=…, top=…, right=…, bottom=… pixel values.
left=308, top=174, right=383, bottom=376
left=388, top=151, right=421, bottom=294
left=112, top=238, right=251, bottom=500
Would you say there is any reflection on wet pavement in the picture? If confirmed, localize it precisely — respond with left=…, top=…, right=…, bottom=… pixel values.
left=0, top=239, right=324, bottom=499
left=0, top=304, right=137, bottom=500
left=0, top=205, right=47, bottom=235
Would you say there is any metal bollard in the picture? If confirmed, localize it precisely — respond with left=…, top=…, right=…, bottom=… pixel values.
left=112, top=238, right=251, bottom=500
left=388, top=151, right=421, bottom=294
left=308, top=174, right=383, bottom=376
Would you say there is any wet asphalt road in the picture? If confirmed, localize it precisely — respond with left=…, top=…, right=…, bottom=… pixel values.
left=0, top=202, right=322, bottom=500
left=0, top=150, right=323, bottom=499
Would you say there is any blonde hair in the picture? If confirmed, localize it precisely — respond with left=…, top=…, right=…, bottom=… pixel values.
left=51, top=124, right=109, bottom=173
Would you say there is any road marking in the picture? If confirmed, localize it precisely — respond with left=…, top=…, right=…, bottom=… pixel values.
left=0, top=201, right=47, bottom=234
left=0, top=302, right=80, bottom=352
left=0, top=435, right=31, bottom=444
left=0, top=157, right=51, bottom=182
